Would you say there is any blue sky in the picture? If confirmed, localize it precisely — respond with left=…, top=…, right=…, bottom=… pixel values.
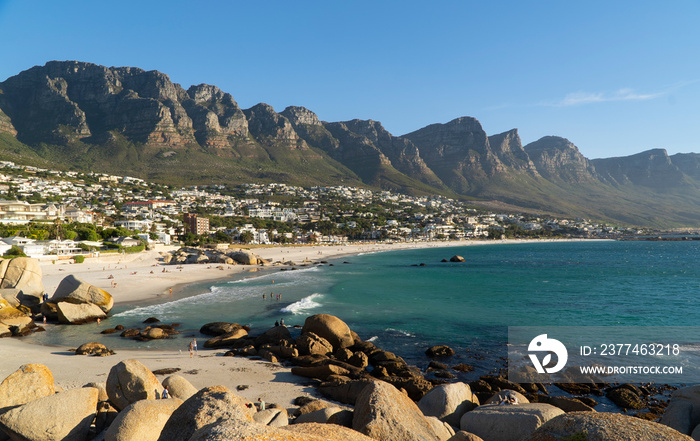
left=1, top=0, right=699, bottom=159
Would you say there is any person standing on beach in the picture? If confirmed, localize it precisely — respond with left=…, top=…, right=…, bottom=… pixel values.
left=189, top=340, right=194, bottom=358
left=192, top=338, right=198, bottom=355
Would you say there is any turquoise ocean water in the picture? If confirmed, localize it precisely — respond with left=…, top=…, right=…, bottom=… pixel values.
left=24, top=240, right=700, bottom=381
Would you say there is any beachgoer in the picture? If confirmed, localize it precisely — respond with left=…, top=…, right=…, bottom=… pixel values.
left=263, top=294, right=266, bottom=300
left=162, top=387, right=169, bottom=399
left=257, top=398, right=265, bottom=411
left=193, top=338, right=198, bottom=355
left=274, top=321, right=279, bottom=327
left=43, top=315, right=46, bottom=324
left=189, top=340, right=194, bottom=358
left=169, top=288, right=173, bottom=296
left=96, top=318, right=101, bottom=324
left=280, top=318, right=284, bottom=326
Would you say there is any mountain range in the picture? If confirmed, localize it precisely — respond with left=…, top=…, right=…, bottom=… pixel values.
left=1, top=61, right=699, bottom=228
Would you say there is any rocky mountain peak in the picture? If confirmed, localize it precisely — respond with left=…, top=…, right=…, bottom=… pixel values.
left=280, top=106, right=321, bottom=126
left=340, top=119, right=391, bottom=146
left=488, top=129, right=538, bottom=174
left=524, top=136, right=597, bottom=183
left=402, top=116, right=500, bottom=193
left=244, top=103, right=300, bottom=143
left=187, top=84, right=226, bottom=104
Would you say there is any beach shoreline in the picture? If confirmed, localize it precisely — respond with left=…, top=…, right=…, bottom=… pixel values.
left=3, top=238, right=606, bottom=408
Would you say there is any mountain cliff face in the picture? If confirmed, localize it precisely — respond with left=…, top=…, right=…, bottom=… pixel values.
left=524, top=136, right=598, bottom=183
left=402, top=117, right=503, bottom=193
left=2, top=61, right=700, bottom=227
left=592, top=149, right=688, bottom=188
left=0, top=108, right=16, bottom=136
left=488, top=129, right=539, bottom=175
left=183, top=84, right=248, bottom=148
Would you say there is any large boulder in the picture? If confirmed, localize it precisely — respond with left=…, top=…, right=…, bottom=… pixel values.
left=203, top=328, right=249, bottom=348
left=291, top=364, right=351, bottom=381
left=426, top=416, right=456, bottom=441
left=199, top=322, right=245, bottom=336
left=76, top=342, right=114, bottom=356
left=230, top=250, right=259, bottom=265
left=460, top=403, right=564, bottom=441
left=51, top=274, right=114, bottom=313
left=162, top=375, right=198, bottom=401
left=157, top=386, right=254, bottom=441
left=0, top=363, right=55, bottom=412
left=84, top=382, right=109, bottom=402
left=418, top=382, right=479, bottom=427
left=106, top=359, right=164, bottom=411
left=0, top=288, right=26, bottom=307
left=283, top=423, right=375, bottom=440
left=105, top=398, right=183, bottom=441
left=253, top=408, right=289, bottom=427
left=294, top=406, right=344, bottom=424
left=426, top=345, right=455, bottom=358
left=141, top=327, right=167, bottom=340
left=301, top=314, right=354, bottom=350
left=0, top=323, right=10, bottom=338
left=187, top=420, right=374, bottom=441
left=319, top=378, right=376, bottom=405
left=296, top=332, right=334, bottom=356
left=0, top=299, right=32, bottom=329
left=255, top=325, right=293, bottom=346
left=353, top=380, right=441, bottom=441
left=0, top=387, right=98, bottom=441
left=0, top=257, right=44, bottom=305
left=525, top=411, right=694, bottom=440
left=661, top=384, right=700, bottom=435
left=56, top=301, right=107, bottom=324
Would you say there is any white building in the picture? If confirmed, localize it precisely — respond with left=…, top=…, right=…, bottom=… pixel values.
left=114, top=220, right=152, bottom=232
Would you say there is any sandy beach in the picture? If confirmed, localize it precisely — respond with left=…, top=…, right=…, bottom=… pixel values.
left=1, top=238, right=586, bottom=408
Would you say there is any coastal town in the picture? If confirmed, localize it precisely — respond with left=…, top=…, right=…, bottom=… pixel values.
left=0, top=161, right=650, bottom=258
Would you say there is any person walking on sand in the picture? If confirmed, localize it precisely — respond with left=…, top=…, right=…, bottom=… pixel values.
left=193, top=338, right=198, bottom=355
left=189, top=340, right=194, bottom=358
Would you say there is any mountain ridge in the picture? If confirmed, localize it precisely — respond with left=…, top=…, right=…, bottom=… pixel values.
left=2, top=60, right=700, bottom=228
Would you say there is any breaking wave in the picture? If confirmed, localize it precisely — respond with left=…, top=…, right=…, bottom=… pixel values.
left=281, top=293, right=323, bottom=315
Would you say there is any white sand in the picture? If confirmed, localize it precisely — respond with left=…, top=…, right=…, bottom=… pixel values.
left=2, top=239, right=594, bottom=406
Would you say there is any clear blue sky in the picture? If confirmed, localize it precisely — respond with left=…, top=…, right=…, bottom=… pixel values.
left=1, top=0, right=699, bottom=159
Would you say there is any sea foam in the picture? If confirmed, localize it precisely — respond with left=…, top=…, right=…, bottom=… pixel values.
left=281, top=293, right=323, bottom=314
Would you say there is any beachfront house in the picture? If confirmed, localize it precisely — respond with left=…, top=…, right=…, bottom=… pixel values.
left=46, top=239, right=83, bottom=255
left=1, top=236, right=45, bottom=257
left=106, top=236, right=140, bottom=248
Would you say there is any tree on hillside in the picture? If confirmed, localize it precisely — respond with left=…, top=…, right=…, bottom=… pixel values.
left=239, top=231, right=254, bottom=244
